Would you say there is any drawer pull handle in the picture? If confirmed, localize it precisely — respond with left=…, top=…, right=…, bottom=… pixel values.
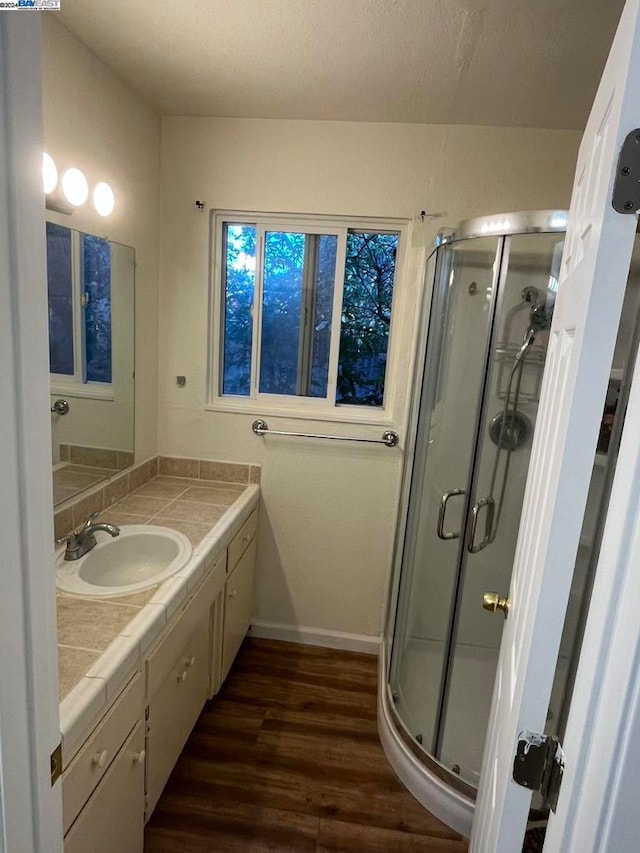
left=186, top=655, right=196, bottom=668
left=228, top=589, right=237, bottom=599
left=177, top=670, right=188, bottom=683
left=243, top=534, right=251, bottom=543
left=92, top=750, right=109, bottom=769
left=132, top=750, right=146, bottom=766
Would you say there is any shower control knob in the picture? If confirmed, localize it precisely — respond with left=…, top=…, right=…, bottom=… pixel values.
left=483, top=591, right=510, bottom=618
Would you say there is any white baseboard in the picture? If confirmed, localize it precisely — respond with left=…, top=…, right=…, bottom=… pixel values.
left=249, top=620, right=380, bottom=655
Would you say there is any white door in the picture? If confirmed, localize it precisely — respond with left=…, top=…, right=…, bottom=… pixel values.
left=471, top=0, right=640, bottom=849
left=0, top=14, right=63, bottom=853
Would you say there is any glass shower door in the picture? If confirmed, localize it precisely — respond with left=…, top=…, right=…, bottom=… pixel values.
left=438, top=232, right=564, bottom=784
left=388, top=236, right=502, bottom=754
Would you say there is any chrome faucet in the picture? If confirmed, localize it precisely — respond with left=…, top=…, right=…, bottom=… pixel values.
left=56, top=511, right=120, bottom=561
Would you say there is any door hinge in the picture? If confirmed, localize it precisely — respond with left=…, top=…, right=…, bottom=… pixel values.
left=513, top=731, right=565, bottom=813
left=612, top=128, right=640, bottom=214
left=50, top=742, right=63, bottom=786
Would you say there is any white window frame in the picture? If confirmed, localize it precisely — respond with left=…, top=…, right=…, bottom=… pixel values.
left=207, top=210, right=409, bottom=425
left=48, top=225, right=114, bottom=402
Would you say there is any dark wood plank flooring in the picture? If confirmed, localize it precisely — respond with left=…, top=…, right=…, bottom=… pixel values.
left=144, top=638, right=469, bottom=852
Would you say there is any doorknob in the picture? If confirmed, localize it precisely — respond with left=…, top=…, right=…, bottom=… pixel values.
left=483, top=591, right=509, bottom=618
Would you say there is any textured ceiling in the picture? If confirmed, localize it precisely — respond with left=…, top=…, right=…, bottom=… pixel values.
left=56, top=0, right=625, bottom=129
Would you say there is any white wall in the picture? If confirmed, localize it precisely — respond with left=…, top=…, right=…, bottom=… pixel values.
left=41, top=16, right=160, bottom=463
left=159, top=117, right=581, bottom=643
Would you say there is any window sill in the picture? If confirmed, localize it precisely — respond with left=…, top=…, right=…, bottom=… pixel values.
left=50, top=384, right=115, bottom=402
left=204, top=400, right=396, bottom=428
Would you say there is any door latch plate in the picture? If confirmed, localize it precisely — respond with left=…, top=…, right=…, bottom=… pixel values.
left=513, top=730, right=564, bottom=812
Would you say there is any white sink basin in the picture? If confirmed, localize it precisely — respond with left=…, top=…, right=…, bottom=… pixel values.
left=56, top=525, right=192, bottom=597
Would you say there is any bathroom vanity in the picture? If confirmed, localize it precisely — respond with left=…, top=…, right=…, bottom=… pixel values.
left=57, top=481, right=258, bottom=852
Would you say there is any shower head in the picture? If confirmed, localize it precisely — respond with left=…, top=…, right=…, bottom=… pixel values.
left=529, top=302, right=552, bottom=334
left=514, top=302, right=553, bottom=365
left=515, top=303, right=553, bottom=363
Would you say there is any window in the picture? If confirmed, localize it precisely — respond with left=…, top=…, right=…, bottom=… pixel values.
left=213, top=212, right=402, bottom=414
left=46, top=223, right=113, bottom=392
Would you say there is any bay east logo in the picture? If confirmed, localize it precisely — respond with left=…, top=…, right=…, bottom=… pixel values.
left=0, top=0, right=62, bottom=8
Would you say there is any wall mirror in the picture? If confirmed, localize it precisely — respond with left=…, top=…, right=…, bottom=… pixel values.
left=47, top=222, right=135, bottom=507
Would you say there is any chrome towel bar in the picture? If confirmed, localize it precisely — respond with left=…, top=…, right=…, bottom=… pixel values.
left=251, top=419, right=399, bottom=448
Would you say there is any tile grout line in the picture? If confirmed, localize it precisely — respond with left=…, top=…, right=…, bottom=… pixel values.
left=58, top=642, right=107, bottom=655
left=58, top=597, right=142, bottom=612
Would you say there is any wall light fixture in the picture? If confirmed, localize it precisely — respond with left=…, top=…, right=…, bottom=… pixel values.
left=93, top=181, right=115, bottom=217
left=62, top=168, right=89, bottom=206
left=42, top=152, right=58, bottom=195
left=43, top=153, right=116, bottom=217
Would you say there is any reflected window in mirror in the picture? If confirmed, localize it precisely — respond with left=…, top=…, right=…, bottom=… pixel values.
left=47, top=223, right=74, bottom=376
left=83, top=234, right=112, bottom=383
left=46, top=223, right=112, bottom=388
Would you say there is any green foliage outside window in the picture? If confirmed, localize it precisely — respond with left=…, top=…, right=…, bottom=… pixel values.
left=221, top=222, right=398, bottom=407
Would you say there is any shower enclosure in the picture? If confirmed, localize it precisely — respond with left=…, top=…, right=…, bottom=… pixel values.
left=381, top=211, right=570, bottom=833
left=381, top=209, right=640, bottom=835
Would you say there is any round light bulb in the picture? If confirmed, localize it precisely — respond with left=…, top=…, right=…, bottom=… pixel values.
left=93, top=182, right=115, bottom=217
left=42, top=152, right=58, bottom=195
left=62, top=168, right=89, bottom=206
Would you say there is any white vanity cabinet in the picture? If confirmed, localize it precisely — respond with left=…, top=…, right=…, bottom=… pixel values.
left=63, top=673, right=145, bottom=853
left=144, top=553, right=226, bottom=818
left=221, top=510, right=257, bottom=682
left=60, top=497, right=259, bottom=849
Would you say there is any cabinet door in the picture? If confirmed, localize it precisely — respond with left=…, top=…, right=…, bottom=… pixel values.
left=222, top=538, right=256, bottom=682
left=145, top=618, right=210, bottom=818
left=62, top=673, right=143, bottom=834
left=64, top=723, right=145, bottom=853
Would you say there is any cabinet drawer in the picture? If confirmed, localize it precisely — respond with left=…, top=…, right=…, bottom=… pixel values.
left=63, top=672, right=143, bottom=834
left=64, top=721, right=145, bottom=853
left=146, top=554, right=224, bottom=698
left=222, top=537, right=256, bottom=682
left=145, top=618, right=210, bottom=818
left=228, top=509, right=257, bottom=572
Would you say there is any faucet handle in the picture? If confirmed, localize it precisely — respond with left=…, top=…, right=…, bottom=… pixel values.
left=81, top=510, right=101, bottom=530
left=56, top=533, right=77, bottom=547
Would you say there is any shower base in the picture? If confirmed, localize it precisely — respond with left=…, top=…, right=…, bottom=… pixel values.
left=379, top=640, right=569, bottom=836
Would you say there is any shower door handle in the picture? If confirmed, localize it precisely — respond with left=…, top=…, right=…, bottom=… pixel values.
left=467, top=496, right=496, bottom=553
left=437, top=489, right=465, bottom=540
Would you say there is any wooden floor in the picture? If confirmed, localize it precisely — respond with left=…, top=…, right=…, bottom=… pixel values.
left=144, top=638, right=469, bottom=852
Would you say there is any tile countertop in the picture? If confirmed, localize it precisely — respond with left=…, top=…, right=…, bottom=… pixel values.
left=57, top=475, right=259, bottom=763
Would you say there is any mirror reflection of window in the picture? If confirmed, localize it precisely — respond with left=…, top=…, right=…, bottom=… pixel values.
left=82, top=234, right=112, bottom=384
left=46, top=222, right=74, bottom=376
left=46, top=224, right=113, bottom=386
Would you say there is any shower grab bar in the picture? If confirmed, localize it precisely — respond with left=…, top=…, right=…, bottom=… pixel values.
left=251, top=419, right=399, bottom=448
left=467, top=496, right=496, bottom=553
left=436, top=489, right=466, bottom=540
